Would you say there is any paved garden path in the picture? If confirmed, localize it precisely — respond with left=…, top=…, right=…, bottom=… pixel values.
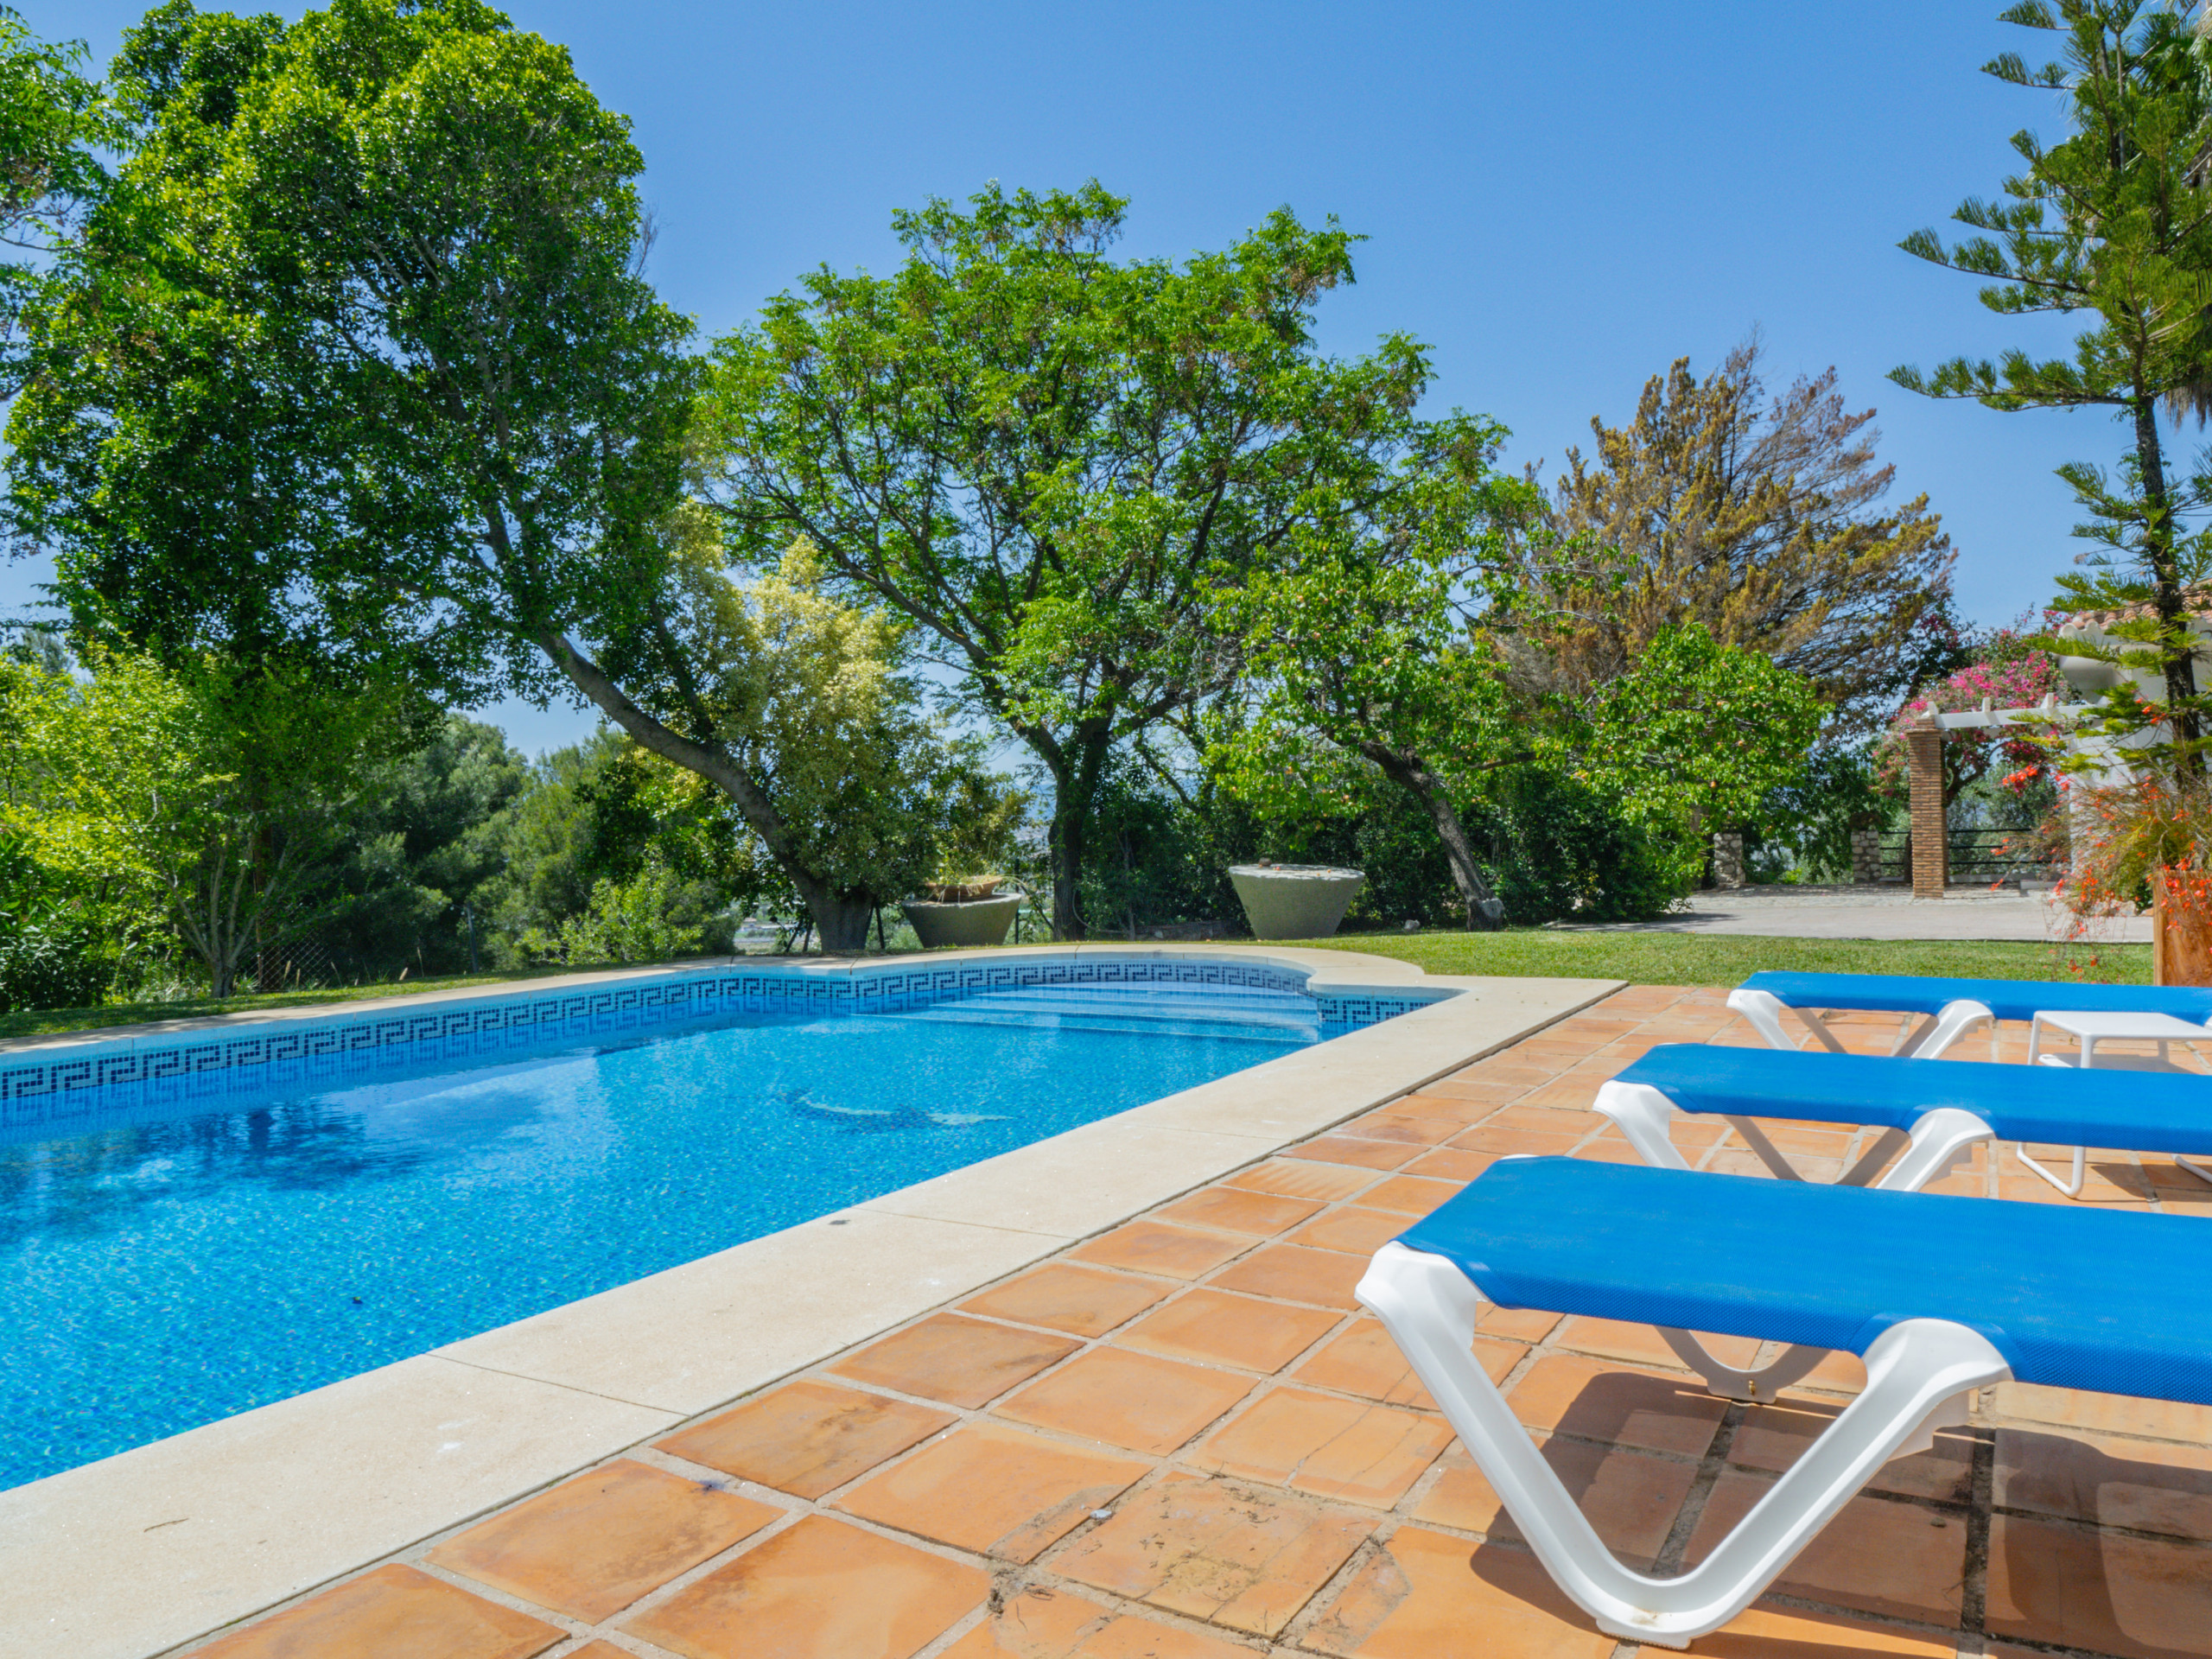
left=184, top=987, right=2212, bottom=1659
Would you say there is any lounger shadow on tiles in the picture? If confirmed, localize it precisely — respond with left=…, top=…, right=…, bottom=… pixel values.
left=1726, top=969, right=2212, bottom=1058
left=1356, top=1158, right=2212, bottom=1648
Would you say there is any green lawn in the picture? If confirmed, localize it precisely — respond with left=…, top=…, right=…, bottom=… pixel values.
left=1273, top=929, right=2152, bottom=987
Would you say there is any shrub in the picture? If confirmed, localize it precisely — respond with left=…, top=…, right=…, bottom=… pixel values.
left=1473, top=772, right=1682, bottom=924
left=515, top=858, right=709, bottom=965
left=0, top=838, right=111, bottom=1012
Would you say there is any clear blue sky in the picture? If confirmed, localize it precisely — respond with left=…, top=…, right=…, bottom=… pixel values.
left=10, top=0, right=2109, bottom=755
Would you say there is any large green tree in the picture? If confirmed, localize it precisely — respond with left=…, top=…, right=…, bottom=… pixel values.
left=7, top=0, right=913, bottom=949
left=1205, top=422, right=1532, bottom=930
left=693, top=183, right=1468, bottom=938
left=1892, top=0, right=2212, bottom=765
left=0, top=5, right=111, bottom=386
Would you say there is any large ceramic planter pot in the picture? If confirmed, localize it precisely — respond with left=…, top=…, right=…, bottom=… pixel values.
left=902, top=893, right=1025, bottom=949
left=1228, top=864, right=1365, bottom=940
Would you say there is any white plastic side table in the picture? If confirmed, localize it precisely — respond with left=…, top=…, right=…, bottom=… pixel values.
left=2024, top=1010, right=2212, bottom=1195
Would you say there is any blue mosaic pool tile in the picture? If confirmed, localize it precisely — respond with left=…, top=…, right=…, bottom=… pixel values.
left=0, top=954, right=1447, bottom=1121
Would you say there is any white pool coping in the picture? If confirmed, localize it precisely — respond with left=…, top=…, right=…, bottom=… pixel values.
left=0, top=945, right=1622, bottom=1659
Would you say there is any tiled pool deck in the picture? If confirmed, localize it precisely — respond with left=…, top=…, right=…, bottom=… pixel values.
left=178, top=985, right=2212, bottom=1659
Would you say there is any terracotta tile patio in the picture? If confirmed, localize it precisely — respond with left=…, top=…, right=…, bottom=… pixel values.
left=183, top=987, right=2212, bottom=1659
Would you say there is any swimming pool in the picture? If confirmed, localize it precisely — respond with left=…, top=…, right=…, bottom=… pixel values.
left=0, top=969, right=1404, bottom=1490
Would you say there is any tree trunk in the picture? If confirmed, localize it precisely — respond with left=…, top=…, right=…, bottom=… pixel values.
left=537, top=632, right=886, bottom=950
left=1032, top=723, right=1112, bottom=942
left=791, top=883, right=874, bottom=953
left=2131, top=392, right=2202, bottom=766
left=1363, top=744, right=1505, bottom=931
left=1048, top=794, right=1090, bottom=941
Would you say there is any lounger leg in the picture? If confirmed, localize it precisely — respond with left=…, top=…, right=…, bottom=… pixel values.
left=1597, top=1092, right=1990, bottom=1197
left=1357, top=1243, right=2012, bottom=1648
left=1662, top=1109, right=1993, bottom=1399
left=1726, top=988, right=1848, bottom=1053
left=1838, top=1128, right=1911, bottom=1187
left=1873, top=1109, right=1993, bottom=1192
left=1592, top=1083, right=1693, bottom=1172
left=2016, top=1142, right=2088, bottom=1198
left=1726, top=1115, right=1807, bottom=1180
left=1890, top=1012, right=1940, bottom=1057
left=1898, top=999, right=1997, bottom=1059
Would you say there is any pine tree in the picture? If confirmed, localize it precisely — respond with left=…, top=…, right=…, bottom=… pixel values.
left=1892, top=0, right=2212, bottom=765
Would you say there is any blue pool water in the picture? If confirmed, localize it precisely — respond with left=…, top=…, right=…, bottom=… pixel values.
left=0, top=982, right=1324, bottom=1489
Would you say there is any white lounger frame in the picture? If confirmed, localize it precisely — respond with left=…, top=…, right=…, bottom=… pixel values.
left=1592, top=1080, right=1992, bottom=1399
left=1726, top=987, right=1994, bottom=1060
left=1724, top=990, right=2205, bottom=1199
left=1357, top=1242, right=2011, bottom=1647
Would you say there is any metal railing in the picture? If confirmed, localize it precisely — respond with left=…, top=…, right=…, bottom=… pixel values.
left=1874, top=828, right=2057, bottom=886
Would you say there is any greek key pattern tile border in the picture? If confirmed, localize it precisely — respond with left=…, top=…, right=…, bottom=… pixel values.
left=0, top=957, right=1446, bottom=1134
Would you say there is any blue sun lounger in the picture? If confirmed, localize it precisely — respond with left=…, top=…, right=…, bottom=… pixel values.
left=1357, top=1157, right=2212, bottom=1647
left=1729, top=969, right=2212, bottom=1058
left=1596, top=1041, right=2212, bottom=1199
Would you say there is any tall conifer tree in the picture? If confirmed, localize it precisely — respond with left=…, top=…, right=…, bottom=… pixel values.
left=1892, top=0, right=2212, bottom=764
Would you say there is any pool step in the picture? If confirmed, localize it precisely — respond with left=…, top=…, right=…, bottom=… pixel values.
left=897, top=985, right=1319, bottom=1043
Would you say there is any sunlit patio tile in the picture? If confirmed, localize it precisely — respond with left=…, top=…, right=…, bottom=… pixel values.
left=938, top=1586, right=1255, bottom=1657
left=428, top=1458, right=781, bottom=1622
left=621, top=1514, right=988, bottom=1659
left=1413, top=1438, right=1694, bottom=1569
left=830, top=1313, right=1078, bottom=1408
left=1116, top=1287, right=1340, bottom=1374
left=1207, top=1243, right=1367, bottom=1309
left=658, top=1380, right=954, bottom=1499
left=995, top=1347, right=1255, bottom=1456
left=1152, top=1185, right=1324, bottom=1236
left=833, top=1421, right=1147, bottom=1561
left=1068, top=1220, right=1251, bottom=1281
left=1301, top=1529, right=1616, bottom=1658
left=1188, top=1386, right=1452, bottom=1508
left=960, top=1263, right=1176, bottom=1338
left=194, top=1565, right=563, bottom=1659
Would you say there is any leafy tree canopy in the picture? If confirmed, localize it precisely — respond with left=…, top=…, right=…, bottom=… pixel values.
left=693, top=182, right=1490, bottom=938
left=0, top=5, right=112, bottom=385
left=1205, top=423, right=1534, bottom=928
left=1, top=646, right=413, bottom=995
left=656, top=522, right=1008, bottom=918
left=6, top=0, right=946, bottom=948
left=11, top=0, right=694, bottom=696
left=1568, top=624, right=1827, bottom=883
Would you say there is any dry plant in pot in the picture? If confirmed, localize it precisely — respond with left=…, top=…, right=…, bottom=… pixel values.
left=902, top=874, right=1025, bottom=948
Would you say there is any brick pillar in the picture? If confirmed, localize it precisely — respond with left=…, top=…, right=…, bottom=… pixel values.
left=1906, top=721, right=1947, bottom=899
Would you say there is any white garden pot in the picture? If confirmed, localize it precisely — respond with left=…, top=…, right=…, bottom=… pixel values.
left=1228, top=864, right=1365, bottom=940
left=901, top=894, right=1024, bottom=949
